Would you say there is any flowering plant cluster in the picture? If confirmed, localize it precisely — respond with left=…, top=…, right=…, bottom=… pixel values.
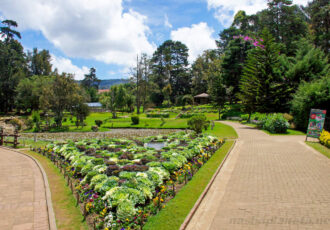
left=233, top=35, right=264, bottom=49
left=37, top=131, right=223, bottom=229
left=319, top=130, right=330, bottom=148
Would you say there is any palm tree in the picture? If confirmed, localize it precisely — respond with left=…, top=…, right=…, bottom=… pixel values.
left=0, top=20, right=21, bottom=42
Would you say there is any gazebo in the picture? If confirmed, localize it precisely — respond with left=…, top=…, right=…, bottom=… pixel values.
left=194, top=93, right=210, bottom=104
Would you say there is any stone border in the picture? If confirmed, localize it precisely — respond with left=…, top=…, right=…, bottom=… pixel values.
left=179, top=139, right=237, bottom=230
left=0, top=146, right=57, bottom=230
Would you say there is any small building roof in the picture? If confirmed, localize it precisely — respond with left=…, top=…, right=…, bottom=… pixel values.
left=194, top=93, right=210, bottom=98
left=85, top=102, right=102, bottom=107
left=98, top=89, right=110, bottom=94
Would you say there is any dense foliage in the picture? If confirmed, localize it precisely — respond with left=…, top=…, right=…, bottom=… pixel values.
left=290, top=76, right=330, bottom=131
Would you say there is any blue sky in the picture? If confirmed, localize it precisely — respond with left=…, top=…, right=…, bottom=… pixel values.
left=0, top=0, right=309, bottom=80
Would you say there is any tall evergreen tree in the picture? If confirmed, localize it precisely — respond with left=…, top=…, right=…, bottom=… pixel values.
left=239, top=28, right=288, bottom=114
left=28, top=48, right=52, bottom=76
left=0, top=20, right=27, bottom=113
left=306, top=0, right=330, bottom=55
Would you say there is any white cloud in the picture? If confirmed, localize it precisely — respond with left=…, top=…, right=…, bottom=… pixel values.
left=0, top=0, right=156, bottom=66
left=206, top=0, right=311, bottom=27
left=171, top=22, right=216, bottom=63
left=164, top=14, right=172, bottom=28
left=51, top=55, right=89, bottom=80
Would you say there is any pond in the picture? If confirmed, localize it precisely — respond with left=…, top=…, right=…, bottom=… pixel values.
left=144, top=142, right=166, bottom=150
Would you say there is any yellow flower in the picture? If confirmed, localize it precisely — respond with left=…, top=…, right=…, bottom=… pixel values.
left=104, top=228, right=109, bottom=230
left=126, top=218, right=129, bottom=222
left=160, top=198, right=164, bottom=202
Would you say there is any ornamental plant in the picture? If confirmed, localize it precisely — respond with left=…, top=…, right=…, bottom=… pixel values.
left=41, top=131, right=223, bottom=229
left=187, top=114, right=210, bottom=134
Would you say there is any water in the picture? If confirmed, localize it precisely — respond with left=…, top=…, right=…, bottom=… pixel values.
left=145, top=142, right=166, bottom=150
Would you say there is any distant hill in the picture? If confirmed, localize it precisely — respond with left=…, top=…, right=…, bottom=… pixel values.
left=99, top=79, right=128, bottom=89
left=77, top=79, right=128, bottom=89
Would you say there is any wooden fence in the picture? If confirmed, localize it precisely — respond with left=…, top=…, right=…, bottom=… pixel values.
left=0, top=129, right=20, bottom=148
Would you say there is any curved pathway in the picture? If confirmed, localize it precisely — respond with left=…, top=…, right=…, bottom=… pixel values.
left=0, top=147, right=51, bottom=230
left=186, top=121, right=330, bottom=230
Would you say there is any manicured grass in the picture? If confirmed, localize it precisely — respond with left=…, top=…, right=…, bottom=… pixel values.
left=143, top=141, right=234, bottom=230
left=205, top=122, right=238, bottom=139
left=23, top=150, right=89, bottom=230
left=306, top=142, right=330, bottom=158
left=103, top=117, right=188, bottom=129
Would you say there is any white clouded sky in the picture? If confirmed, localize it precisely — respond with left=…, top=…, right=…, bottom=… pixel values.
left=0, top=0, right=312, bottom=79
left=207, top=0, right=311, bottom=27
left=1, top=0, right=156, bottom=67
left=171, top=22, right=217, bottom=63
left=51, top=55, right=89, bottom=80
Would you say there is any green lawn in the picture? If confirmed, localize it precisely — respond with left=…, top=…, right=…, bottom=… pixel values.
left=306, top=142, right=330, bottom=158
left=23, top=150, right=88, bottom=230
left=205, top=122, right=238, bottom=139
left=24, top=111, right=227, bottom=132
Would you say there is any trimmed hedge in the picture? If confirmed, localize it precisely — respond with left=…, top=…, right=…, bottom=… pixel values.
left=146, top=113, right=170, bottom=118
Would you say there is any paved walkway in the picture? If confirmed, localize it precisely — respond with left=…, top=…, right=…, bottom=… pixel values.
left=0, top=148, right=49, bottom=230
left=186, top=121, right=330, bottom=230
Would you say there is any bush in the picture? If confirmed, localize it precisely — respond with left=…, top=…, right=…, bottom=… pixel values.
left=319, top=130, right=330, bottom=148
left=291, top=76, right=330, bottom=130
left=131, top=116, right=139, bottom=125
left=146, top=113, right=169, bottom=118
left=261, top=114, right=289, bottom=133
left=91, top=125, right=99, bottom=132
left=241, top=114, right=249, bottom=121
left=187, top=114, right=210, bottom=134
left=95, top=120, right=103, bottom=127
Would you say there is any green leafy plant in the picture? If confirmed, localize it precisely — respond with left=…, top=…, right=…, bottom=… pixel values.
left=131, top=115, right=139, bottom=125
left=261, top=113, right=289, bottom=133
left=95, top=120, right=103, bottom=127
left=187, top=114, right=210, bottom=134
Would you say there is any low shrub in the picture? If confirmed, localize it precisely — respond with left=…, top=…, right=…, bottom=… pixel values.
left=187, top=114, right=210, bottom=134
left=131, top=116, right=139, bottom=125
left=319, top=130, right=330, bottom=148
left=91, top=125, right=99, bottom=132
left=261, top=114, right=289, bottom=133
left=95, top=120, right=103, bottom=127
left=241, top=114, right=249, bottom=121
left=146, top=113, right=170, bottom=118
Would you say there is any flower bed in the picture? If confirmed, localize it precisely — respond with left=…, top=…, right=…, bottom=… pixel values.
left=35, top=131, right=223, bottom=229
left=320, top=130, right=330, bottom=148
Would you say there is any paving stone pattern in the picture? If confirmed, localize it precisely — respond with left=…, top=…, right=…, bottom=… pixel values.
left=0, top=148, right=49, bottom=230
left=186, top=121, right=330, bottom=230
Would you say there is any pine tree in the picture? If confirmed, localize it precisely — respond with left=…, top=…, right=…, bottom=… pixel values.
left=239, top=28, right=288, bottom=115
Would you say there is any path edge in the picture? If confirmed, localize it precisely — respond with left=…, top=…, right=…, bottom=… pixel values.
left=0, top=146, right=57, bottom=230
left=179, top=139, right=237, bottom=230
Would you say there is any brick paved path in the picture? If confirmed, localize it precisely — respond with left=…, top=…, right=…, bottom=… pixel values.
left=0, top=148, right=49, bottom=230
left=186, top=121, right=330, bottom=230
